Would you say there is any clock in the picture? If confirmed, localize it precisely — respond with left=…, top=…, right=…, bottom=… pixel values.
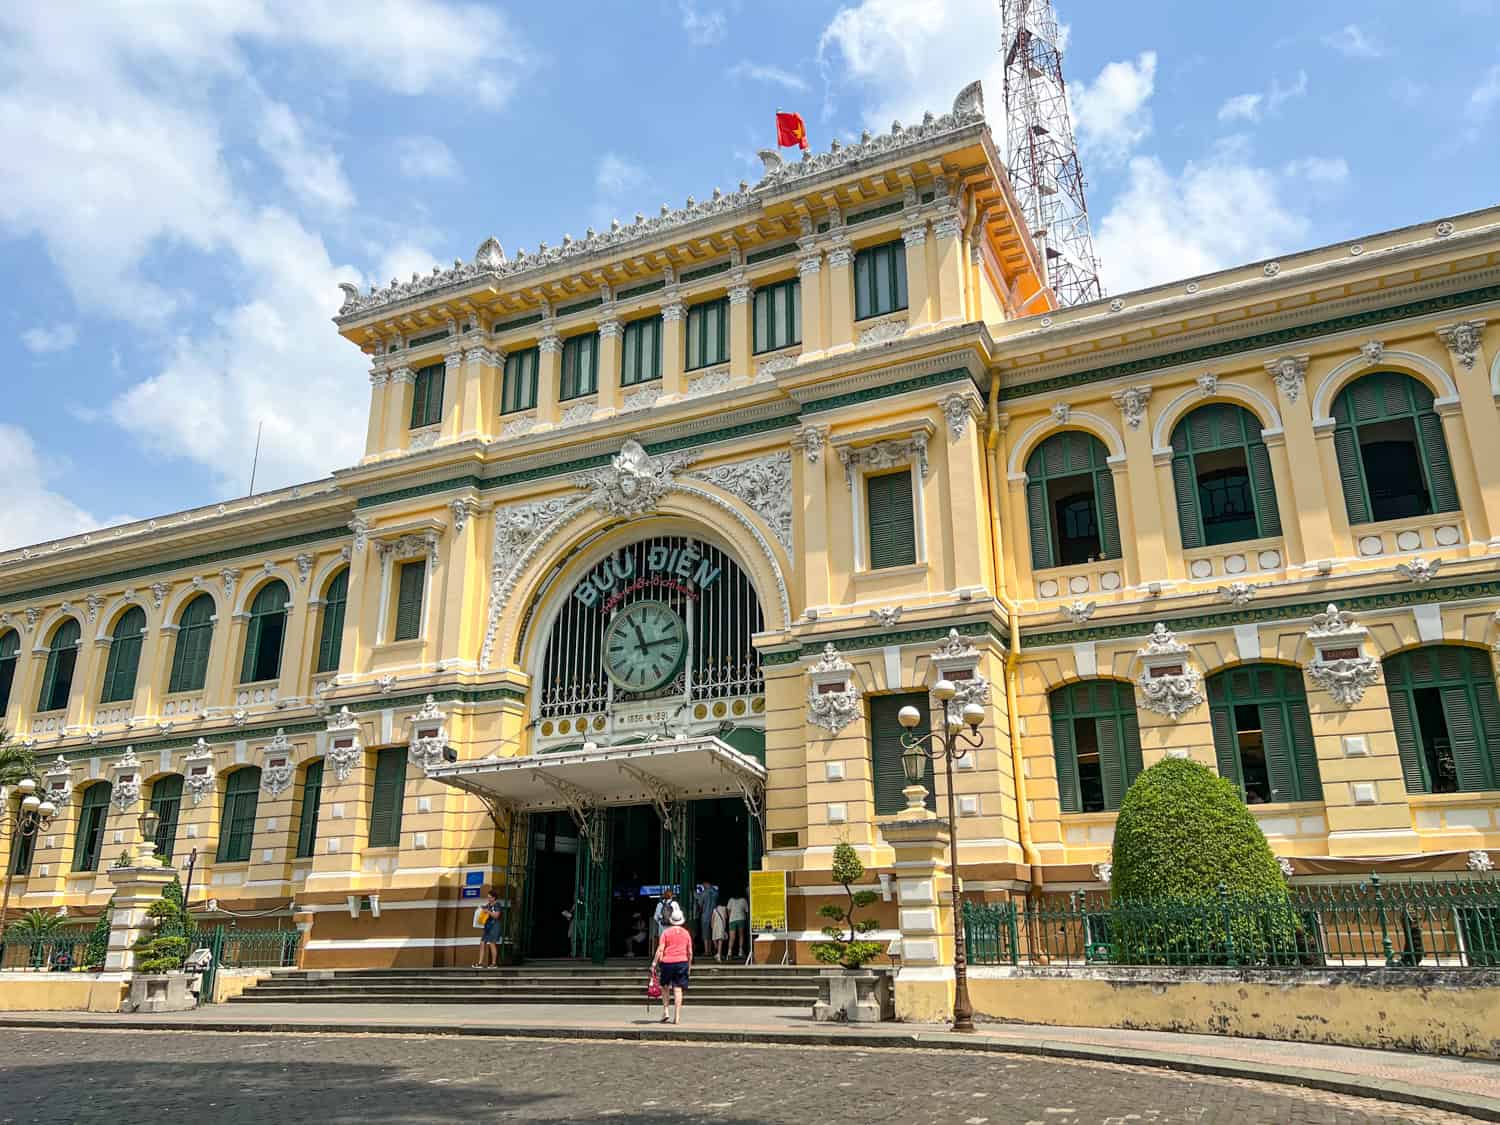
left=602, top=601, right=687, bottom=693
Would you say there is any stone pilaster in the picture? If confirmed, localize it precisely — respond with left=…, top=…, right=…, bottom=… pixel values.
left=901, top=219, right=931, bottom=328
left=826, top=241, right=854, bottom=352
left=536, top=333, right=563, bottom=425
left=728, top=280, right=753, bottom=383
left=797, top=251, right=823, bottom=357
left=384, top=367, right=415, bottom=453
left=932, top=210, right=966, bottom=324
left=596, top=317, right=623, bottom=415
left=879, top=810, right=954, bottom=1023
left=364, top=367, right=388, bottom=459
left=104, top=862, right=175, bottom=973
left=661, top=299, right=687, bottom=399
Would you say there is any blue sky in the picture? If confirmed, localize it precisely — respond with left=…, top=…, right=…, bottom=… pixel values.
left=2, top=0, right=1497, bottom=550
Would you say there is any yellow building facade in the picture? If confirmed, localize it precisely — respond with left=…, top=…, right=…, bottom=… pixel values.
left=2, top=82, right=1498, bottom=969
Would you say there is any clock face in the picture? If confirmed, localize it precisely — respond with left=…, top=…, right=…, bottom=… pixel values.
left=603, top=601, right=688, bottom=693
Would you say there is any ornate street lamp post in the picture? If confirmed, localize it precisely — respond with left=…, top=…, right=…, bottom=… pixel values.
left=0, top=777, right=59, bottom=962
left=898, top=680, right=985, bottom=1033
left=136, top=806, right=161, bottom=866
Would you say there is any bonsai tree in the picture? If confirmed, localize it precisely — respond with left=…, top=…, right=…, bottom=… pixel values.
left=1110, top=757, right=1294, bottom=965
left=810, top=842, right=884, bottom=969
left=133, top=878, right=194, bottom=973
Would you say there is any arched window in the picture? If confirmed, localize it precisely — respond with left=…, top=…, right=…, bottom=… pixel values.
left=1025, top=431, right=1121, bottom=570
left=99, top=606, right=147, bottom=704
left=1170, top=403, right=1281, bottom=548
left=169, top=594, right=215, bottom=694
left=218, top=767, right=262, bottom=862
left=149, top=775, right=183, bottom=863
left=1384, top=646, right=1500, bottom=794
left=295, top=759, right=325, bottom=858
left=1207, top=664, right=1321, bottom=804
left=0, top=629, right=18, bottom=717
left=1049, top=680, right=1143, bottom=813
left=315, top=568, right=349, bottom=674
left=37, top=618, right=81, bottom=712
left=240, top=581, right=289, bottom=684
left=72, top=781, right=112, bottom=872
left=1332, top=372, right=1459, bottom=525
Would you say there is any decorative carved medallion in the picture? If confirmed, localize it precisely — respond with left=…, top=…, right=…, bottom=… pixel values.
left=325, top=707, right=364, bottom=781
left=1359, top=339, right=1385, bottom=366
left=260, top=729, right=294, bottom=797
left=686, top=452, right=793, bottom=555
left=806, top=644, right=860, bottom=735
left=407, top=695, right=450, bottom=770
left=1196, top=372, right=1218, bottom=397
left=183, top=739, right=217, bottom=805
left=1111, top=385, right=1151, bottom=429
left=1264, top=355, right=1309, bottom=402
left=576, top=440, right=693, bottom=519
left=1395, top=557, right=1442, bottom=584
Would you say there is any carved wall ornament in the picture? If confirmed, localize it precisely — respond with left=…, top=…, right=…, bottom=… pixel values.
left=1277, top=856, right=1296, bottom=878
left=1218, top=582, right=1255, bottom=607
left=1436, top=320, right=1486, bottom=369
left=870, top=606, right=903, bottom=628
left=294, top=553, right=314, bottom=585
left=109, top=746, right=143, bottom=812
left=1196, top=372, right=1218, bottom=397
left=837, top=433, right=929, bottom=490
left=183, top=740, right=217, bottom=805
left=260, top=729, right=294, bottom=797
left=1135, top=623, right=1202, bottom=719
left=940, top=392, right=983, bottom=440
left=1111, top=385, right=1151, bottom=429
left=1469, top=850, right=1494, bottom=873
left=450, top=497, right=480, bottom=537
left=480, top=495, right=593, bottom=669
left=791, top=424, right=829, bottom=464
left=686, top=452, right=793, bottom=555
left=407, top=694, right=451, bottom=770
left=686, top=367, right=733, bottom=398
left=23, top=607, right=40, bottom=633
left=1359, top=339, right=1385, bottom=366
left=348, top=517, right=370, bottom=552
left=1307, top=603, right=1365, bottom=640
left=1092, top=862, right=1113, bottom=884
left=1062, top=600, right=1096, bottom=624
left=1050, top=402, right=1070, bottom=425
left=756, top=352, right=798, bottom=380
left=1139, top=622, right=1187, bottom=657
left=325, top=707, right=364, bottom=781
left=376, top=531, right=440, bottom=571
left=932, top=628, right=979, bottom=663
left=1395, top=557, right=1442, bottom=584
left=1305, top=655, right=1381, bottom=706
left=1264, top=355, right=1309, bottom=402
left=575, top=439, right=694, bottom=519
left=857, top=317, right=908, bottom=347
left=85, top=594, right=103, bottom=626
left=43, top=755, right=73, bottom=808
left=806, top=644, right=860, bottom=736
left=501, top=415, right=537, bottom=439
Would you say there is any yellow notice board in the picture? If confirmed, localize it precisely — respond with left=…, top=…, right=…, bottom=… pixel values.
left=749, top=870, right=787, bottom=932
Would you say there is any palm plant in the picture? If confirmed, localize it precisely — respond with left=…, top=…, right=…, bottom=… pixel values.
left=3, top=908, right=67, bottom=946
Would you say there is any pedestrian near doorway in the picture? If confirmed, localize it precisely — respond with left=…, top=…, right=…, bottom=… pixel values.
left=475, top=887, right=503, bottom=968
left=725, top=890, right=749, bottom=961
left=652, top=902, right=693, bottom=1023
left=695, top=881, right=719, bottom=951
left=651, top=888, right=676, bottom=947
left=710, top=901, right=729, bottom=961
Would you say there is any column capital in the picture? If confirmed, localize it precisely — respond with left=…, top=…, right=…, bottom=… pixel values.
left=932, top=211, right=964, bottom=241
left=1264, top=354, right=1310, bottom=401
left=901, top=221, right=929, bottom=247
left=1435, top=320, right=1487, bottom=370
left=598, top=318, right=624, bottom=340
left=539, top=335, right=563, bottom=354
left=465, top=346, right=504, bottom=366
left=389, top=366, right=416, bottom=384
left=826, top=242, right=854, bottom=270
left=443, top=349, right=463, bottom=370
left=662, top=301, right=687, bottom=322
left=369, top=369, right=389, bottom=387
left=1110, top=385, right=1153, bottom=429
left=728, top=284, right=753, bottom=306
left=797, top=252, right=822, bottom=277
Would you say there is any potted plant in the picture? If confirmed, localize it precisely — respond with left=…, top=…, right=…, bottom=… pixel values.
left=810, top=842, right=892, bottom=1022
left=124, top=877, right=199, bottom=1012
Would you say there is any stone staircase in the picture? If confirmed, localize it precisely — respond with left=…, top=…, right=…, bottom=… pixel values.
left=229, top=961, right=823, bottom=1007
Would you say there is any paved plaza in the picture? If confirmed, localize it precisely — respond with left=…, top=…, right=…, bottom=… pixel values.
left=0, top=1028, right=1483, bottom=1124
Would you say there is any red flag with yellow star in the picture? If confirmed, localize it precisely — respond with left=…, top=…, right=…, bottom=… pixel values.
left=776, top=112, right=809, bottom=151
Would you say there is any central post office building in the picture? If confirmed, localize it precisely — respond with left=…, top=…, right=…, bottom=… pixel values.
left=3, top=81, right=1499, bottom=968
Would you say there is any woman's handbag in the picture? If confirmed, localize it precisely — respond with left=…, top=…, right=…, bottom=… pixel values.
left=473, top=907, right=489, bottom=929
left=646, top=968, right=663, bottom=1000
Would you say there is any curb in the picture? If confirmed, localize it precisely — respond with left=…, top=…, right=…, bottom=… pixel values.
left=4, top=1016, right=1497, bottom=1122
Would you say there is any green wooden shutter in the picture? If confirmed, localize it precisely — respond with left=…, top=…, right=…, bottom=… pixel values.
left=1332, top=423, right=1371, bottom=525
left=1209, top=704, right=1241, bottom=789
left=169, top=596, right=214, bottom=693
left=1474, top=671, right=1500, bottom=792
left=1385, top=669, right=1429, bottom=792
left=72, top=783, right=111, bottom=871
left=869, top=693, right=932, bottom=815
left=1050, top=710, right=1081, bottom=813
left=1026, top=478, right=1054, bottom=569
left=1120, top=702, right=1145, bottom=790
left=854, top=250, right=873, bottom=320
left=1416, top=411, right=1460, bottom=514
left=296, top=760, right=324, bottom=858
left=101, top=608, right=145, bottom=703
left=217, top=768, right=261, bottom=862
left=1093, top=465, right=1122, bottom=560
left=316, top=569, right=348, bottom=674
left=150, top=775, right=182, bottom=863
left=1246, top=438, right=1282, bottom=537
left=1095, top=715, right=1126, bottom=810
left=1258, top=702, right=1297, bottom=803
left=393, top=560, right=426, bottom=641
left=368, top=748, right=408, bottom=847
left=0, top=630, right=17, bottom=717
left=1286, top=697, right=1322, bottom=801
left=1441, top=686, right=1488, bottom=792
left=239, top=610, right=263, bottom=683
left=1171, top=453, right=1204, bottom=548
left=866, top=471, right=917, bottom=570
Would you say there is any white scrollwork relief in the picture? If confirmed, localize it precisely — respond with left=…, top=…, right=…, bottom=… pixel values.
left=686, top=452, right=793, bottom=555
left=1277, top=856, right=1296, bottom=878
left=1305, top=657, right=1380, bottom=706
left=1396, top=557, right=1442, bottom=584
left=575, top=439, right=693, bottom=519
left=622, top=386, right=662, bottom=412
left=792, top=424, right=828, bottom=464
left=43, top=755, right=73, bottom=805
left=325, top=707, right=364, bottom=781
left=220, top=568, right=240, bottom=601
left=1218, top=582, right=1255, bottom=607
left=260, top=729, right=294, bottom=797
left=560, top=400, right=597, bottom=427
left=183, top=740, right=217, bottom=805
left=806, top=644, right=859, bottom=735
left=1436, top=321, right=1485, bottom=370
left=1111, top=386, right=1151, bottom=429
left=501, top=415, right=537, bottom=439
left=686, top=367, right=733, bottom=398
left=1308, top=603, right=1364, bottom=640
left=940, top=392, right=983, bottom=440
left=349, top=518, right=369, bottom=552
left=294, top=553, right=314, bottom=585
left=756, top=352, right=798, bottom=380
left=1468, top=850, right=1494, bottom=873
left=450, top=497, right=480, bottom=537
left=1062, top=600, right=1096, bottom=624
left=870, top=606, right=903, bottom=627
left=1136, top=668, right=1205, bottom=719
left=837, top=434, right=929, bottom=490
left=407, top=695, right=450, bottom=770
left=1264, top=355, right=1309, bottom=402
left=857, top=317, right=907, bottom=346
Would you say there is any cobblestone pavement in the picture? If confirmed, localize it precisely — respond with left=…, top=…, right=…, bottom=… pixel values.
left=0, top=1030, right=1480, bottom=1124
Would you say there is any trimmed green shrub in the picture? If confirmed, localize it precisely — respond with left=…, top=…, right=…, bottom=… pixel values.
left=1109, top=758, right=1295, bottom=965
left=84, top=898, right=114, bottom=970
left=810, top=842, right=884, bottom=969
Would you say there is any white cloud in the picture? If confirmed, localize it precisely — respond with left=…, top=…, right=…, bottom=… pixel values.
left=729, top=61, right=810, bottom=93
left=0, top=423, right=109, bottom=550
left=1070, top=52, right=1157, bottom=165
left=1094, top=139, right=1312, bottom=294
left=679, top=1, right=726, bottom=46
left=1283, top=156, right=1350, bottom=185
left=20, top=323, right=78, bottom=354
left=596, top=153, right=648, bottom=197
left=256, top=100, right=355, bottom=210
left=395, top=135, right=462, bottom=180
left=1217, top=71, right=1307, bottom=124
left=373, top=242, right=443, bottom=288
left=1322, top=24, right=1388, bottom=59
left=1470, top=64, right=1500, bottom=121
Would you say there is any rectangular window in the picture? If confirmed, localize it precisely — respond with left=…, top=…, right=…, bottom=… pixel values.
left=315, top=572, right=348, bottom=675
left=560, top=333, right=598, bottom=400
left=150, top=776, right=182, bottom=864
left=621, top=316, right=662, bottom=386
left=392, top=560, right=426, bottom=642
left=866, top=470, right=918, bottom=570
left=501, top=348, right=539, bottom=414
left=217, top=771, right=261, bottom=863
left=686, top=299, right=729, bottom=370
left=295, top=760, right=324, bottom=859
left=72, top=785, right=111, bottom=872
left=9, top=826, right=36, bottom=876
left=409, top=363, right=445, bottom=429
left=869, top=693, right=934, bottom=816
left=753, top=279, right=801, bottom=354
left=369, top=747, right=408, bottom=848
left=854, top=241, right=908, bottom=321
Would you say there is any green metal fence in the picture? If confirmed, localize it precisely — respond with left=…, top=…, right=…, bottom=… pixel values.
left=963, top=876, right=1500, bottom=969
left=0, top=928, right=93, bottom=971
left=197, top=925, right=302, bottom=1002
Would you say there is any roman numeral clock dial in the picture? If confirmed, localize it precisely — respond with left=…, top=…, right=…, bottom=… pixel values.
left=602, top=601, right=687, bottom=693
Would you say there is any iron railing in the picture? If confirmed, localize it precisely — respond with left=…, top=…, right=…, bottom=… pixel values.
left=210, top=926, right=302, bottom=970
left=963, top=876, right=1500, bottom=969
left=0, top=929, right=94, bottom=971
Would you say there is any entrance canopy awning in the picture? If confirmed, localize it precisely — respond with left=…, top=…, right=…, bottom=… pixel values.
left=424, top=736, right=766, bottom=814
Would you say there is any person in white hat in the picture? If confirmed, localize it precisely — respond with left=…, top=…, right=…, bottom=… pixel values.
left=651, top=901, right=694, bottom=1023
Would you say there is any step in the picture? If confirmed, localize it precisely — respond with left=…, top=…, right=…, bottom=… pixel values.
left=229, top=991, right=810, bottom=1006
left=252, top=974, right=815, bottom=988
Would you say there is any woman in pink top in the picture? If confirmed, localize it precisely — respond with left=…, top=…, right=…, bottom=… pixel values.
left=651, top=903, right=693, bottom=1023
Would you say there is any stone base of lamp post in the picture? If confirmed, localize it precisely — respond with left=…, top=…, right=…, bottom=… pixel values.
left=877, top=812, right=955, bottom=1023
left=104, top=863, right=177, bottom=974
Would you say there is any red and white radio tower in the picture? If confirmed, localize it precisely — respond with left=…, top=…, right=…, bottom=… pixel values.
left=1000, top=0, right=1104, bottom=306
